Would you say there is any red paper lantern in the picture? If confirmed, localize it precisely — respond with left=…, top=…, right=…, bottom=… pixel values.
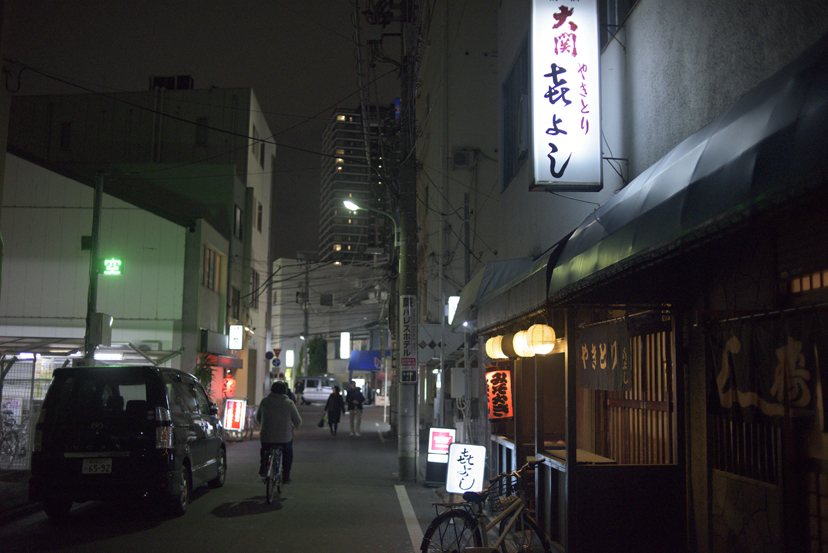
left=485, top=367, right=513, bottom=420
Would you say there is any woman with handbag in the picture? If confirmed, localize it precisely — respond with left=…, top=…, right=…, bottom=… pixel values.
left=323, top=386, right=346, bottom=436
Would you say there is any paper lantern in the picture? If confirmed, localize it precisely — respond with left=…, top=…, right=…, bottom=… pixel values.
left=512, top=330, right=535, bottom=357
left=485, top=336, right=499, bottom=359
left=526, top=324, right=556, bottom=355
left=489, top=335, right=506, bottom=359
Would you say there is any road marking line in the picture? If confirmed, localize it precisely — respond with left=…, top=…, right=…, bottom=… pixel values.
left=395, top=484, right=423, bottom=550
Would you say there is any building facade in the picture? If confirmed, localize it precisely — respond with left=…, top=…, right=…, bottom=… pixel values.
left=427, top=0, right=828, bottom=551
left=318, top=106, right=395, bottom=265
left=6, top=84, right=274, bottom=406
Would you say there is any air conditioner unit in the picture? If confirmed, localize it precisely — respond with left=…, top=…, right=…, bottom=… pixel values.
left=452, top=148, right=476, bottom=170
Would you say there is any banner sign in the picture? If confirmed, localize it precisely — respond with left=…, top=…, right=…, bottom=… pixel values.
left=446, top=443, right=487, bottom=494
left=400, top=295, right=418, bottom=382
left=222, top=397, right=247, bottom=432
left=577, top=321, right=631, bottom=391
left=531, top=0, right=602, bottom=192
left=709, top=314, right=824, bottom=424
left=485, top=367, right=514, bottom=419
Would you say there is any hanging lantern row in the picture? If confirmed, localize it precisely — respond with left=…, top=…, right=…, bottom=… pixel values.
left=486, top=324, right=556, bottom=359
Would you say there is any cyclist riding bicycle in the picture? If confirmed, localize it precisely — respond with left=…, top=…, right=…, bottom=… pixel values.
left=256, top=380, right=302, bottom=483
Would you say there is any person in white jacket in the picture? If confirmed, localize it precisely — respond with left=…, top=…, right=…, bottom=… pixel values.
left=256, top=380, right=302, bottom=482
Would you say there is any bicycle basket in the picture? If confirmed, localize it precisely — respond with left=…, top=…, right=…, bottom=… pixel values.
left=487, top=474, right=521, bottom=512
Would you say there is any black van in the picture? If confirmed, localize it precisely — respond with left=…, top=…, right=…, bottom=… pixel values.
left=29, top=365, right=226, bottom=519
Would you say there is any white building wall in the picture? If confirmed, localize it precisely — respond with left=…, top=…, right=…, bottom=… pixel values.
left=0, top=154, right=185, bottom=353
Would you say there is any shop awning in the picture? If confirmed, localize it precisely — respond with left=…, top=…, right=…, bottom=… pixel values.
left=548, top=33, right=828, bottom=302
left=449, top=257, right=534, bottom=331
left=348, top=350, right=392, bottom=371
left=477, top=247, right=560, bottom=332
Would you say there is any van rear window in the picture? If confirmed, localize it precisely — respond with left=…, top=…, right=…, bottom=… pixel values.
left=44, top=367, right=162, bottom=420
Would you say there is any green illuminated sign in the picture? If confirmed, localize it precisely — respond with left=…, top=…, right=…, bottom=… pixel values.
left=100, top=258, right=123, bottom=275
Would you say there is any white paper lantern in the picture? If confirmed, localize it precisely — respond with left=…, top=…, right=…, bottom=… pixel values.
left=526, top=324, right=556, bottom=355
left=512, top=330, right=535, bottom=357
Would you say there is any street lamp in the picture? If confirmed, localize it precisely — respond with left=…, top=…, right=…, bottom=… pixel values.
left=343, top=199, right=418, bottom=481
left=343, top=200, right=399, bottom=247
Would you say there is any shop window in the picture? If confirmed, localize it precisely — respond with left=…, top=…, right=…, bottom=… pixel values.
left=501, top=40, right=529, bottom=191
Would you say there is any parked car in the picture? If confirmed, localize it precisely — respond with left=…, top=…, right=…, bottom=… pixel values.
left=296, top=376, right=342, bottom=404
left=29, top=365, right=226, bottom=519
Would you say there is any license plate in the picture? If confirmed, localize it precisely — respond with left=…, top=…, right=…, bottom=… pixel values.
left=82, top=458, right=113, bottom=474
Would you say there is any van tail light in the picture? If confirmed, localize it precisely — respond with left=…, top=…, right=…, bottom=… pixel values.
left=155, top=407, right=173, bottom=449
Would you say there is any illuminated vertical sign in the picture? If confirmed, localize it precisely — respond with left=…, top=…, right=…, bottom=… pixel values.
left=400, top=295, right=418, bottom=382
left=485, top=367, right=514, bottom=420
left=222, top=397, right=247, bottom=432
left=531, top=0, right=602, bottom=192
left=229, top=325, right=244, bottom=350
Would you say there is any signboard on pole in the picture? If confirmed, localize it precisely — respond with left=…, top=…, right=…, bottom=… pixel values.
left=530, top=0, right=602, bottom=192
left=400, top=295, right=418, bottom=382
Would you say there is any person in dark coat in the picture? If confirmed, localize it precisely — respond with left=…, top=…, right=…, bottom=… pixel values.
left=324, top=386, right=346, bottom=436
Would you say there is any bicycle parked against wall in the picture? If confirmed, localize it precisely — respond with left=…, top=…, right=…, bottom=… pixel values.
left=262, top=444, right=283, bottom=504
left=0, top=409, right=20, bottom=469
left=421, top=461, right=552, bottom=553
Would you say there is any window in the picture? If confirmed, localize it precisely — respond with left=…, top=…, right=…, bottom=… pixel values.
left=231, top=287, right=241, bottom=320
left=251, top=125, right=260, bottom=161
left=501, top=40, right=529, bottom=190
left=601, top=0, right=633, bottom=50
left=195, top=117, right=209, bottom=146
left=257, top=202, right=263, bottom=232
left=234, top=205, right=244, bottom=240
left=202, top=244, right=219, bottom=291
left=251, top=270, right=260, bottom=311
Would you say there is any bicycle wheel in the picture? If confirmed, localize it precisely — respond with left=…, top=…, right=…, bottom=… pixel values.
left=266, top=475, right=276, bottom=504
left=0, top=432, right=18, bottom=469
left=273, top=449, right=283, bottom=495
left=421, top=509, right=482, bottom=553
left=498, top=513, right=551, bottom=553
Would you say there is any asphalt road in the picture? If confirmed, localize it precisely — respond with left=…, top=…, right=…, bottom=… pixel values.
left=0, top=403, right=445, bottom=553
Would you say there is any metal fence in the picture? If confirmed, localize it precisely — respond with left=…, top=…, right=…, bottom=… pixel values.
left=1, top=359, right=54, bottom=472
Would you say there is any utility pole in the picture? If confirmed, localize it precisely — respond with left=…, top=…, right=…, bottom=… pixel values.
left=397, top=0, right=420, bottom=482
left=82, top=173, right=104, bottom=363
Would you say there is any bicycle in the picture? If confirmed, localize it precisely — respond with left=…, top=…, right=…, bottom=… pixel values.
left=262, top=445, right=283, bottom=504
left=0, top=409, right=20, bottom=470
left=421, top=461, right=551, bottom=553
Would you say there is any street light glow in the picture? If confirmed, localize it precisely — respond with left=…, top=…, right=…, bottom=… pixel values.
left=343, top=200, right=359, bottom=211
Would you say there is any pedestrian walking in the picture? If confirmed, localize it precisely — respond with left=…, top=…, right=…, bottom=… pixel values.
left=295, top=379, right=305, bottom=405
left=345, top=381, right=365, bottom=436
left=324, top=386, right=346, bottom=436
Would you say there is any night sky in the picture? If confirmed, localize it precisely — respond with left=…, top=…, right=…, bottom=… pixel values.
left=4, top=0, right=400, bottom=259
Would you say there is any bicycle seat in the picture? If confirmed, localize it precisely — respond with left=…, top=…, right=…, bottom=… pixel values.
left=462, top=491, right=486, bottom=503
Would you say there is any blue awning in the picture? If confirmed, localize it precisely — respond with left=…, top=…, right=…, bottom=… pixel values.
left=348, top=350, right=392, bottom=371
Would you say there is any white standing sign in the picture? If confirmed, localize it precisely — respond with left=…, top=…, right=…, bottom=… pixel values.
left=531, top=0, right=602, bottom=191
left=446, top=443, right=487, bottom=494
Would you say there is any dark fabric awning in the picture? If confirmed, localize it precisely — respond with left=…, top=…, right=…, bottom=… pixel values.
left=548, top=33, right=828, bottom=303
left=348, top=350, right=392, bottom=371
left=477, top=247, right=559, bottom=332
left=450, top=257, right=534, bottom=331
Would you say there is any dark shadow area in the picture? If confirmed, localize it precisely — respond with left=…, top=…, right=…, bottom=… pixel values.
left=211, top=495, right=285, bottom=518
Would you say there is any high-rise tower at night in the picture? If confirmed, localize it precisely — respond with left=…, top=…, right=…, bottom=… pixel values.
left=318, top=106, right=394, bottom=265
